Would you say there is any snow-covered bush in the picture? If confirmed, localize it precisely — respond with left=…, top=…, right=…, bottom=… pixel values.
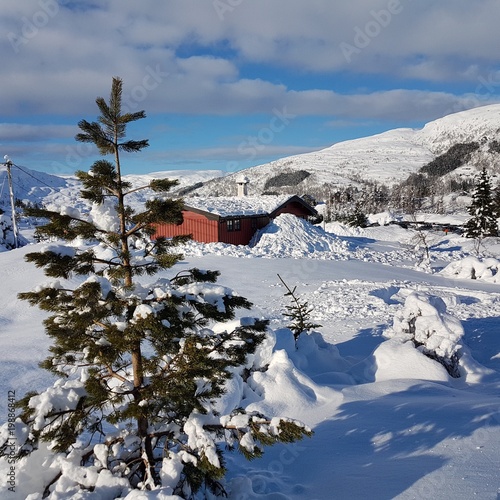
left=440, top=256, right=500, bottom=282
left=388, top=292, right=464, bottom=377
left=0, top=214, right=26, bottom=250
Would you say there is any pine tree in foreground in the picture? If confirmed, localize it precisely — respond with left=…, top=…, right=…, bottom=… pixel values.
left=1, top=78, right=311, bottom=498
left=463, top=167, right=498, bottom=241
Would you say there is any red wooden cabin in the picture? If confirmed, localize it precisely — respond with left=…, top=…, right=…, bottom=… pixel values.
left=152, top=195, right=318, bottom=245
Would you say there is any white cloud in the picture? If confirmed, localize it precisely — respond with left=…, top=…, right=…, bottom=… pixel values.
left=1, top=0, right=500, bottom=124
left=151, top=144, right=318, bottom=164
left=4, top=1, right=500, bottom=72
left=0, top=123, right=75, bottom=142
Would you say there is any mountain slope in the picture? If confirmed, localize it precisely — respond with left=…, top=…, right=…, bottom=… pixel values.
left=190, top=104, right=500, bottom=197
left=0, top=165, right=223, bottom=213
left=418, top=104, right=500, bottom=153
left=0, top=163, right=67, bottom=210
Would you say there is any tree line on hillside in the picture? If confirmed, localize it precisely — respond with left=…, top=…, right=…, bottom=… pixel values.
left=320, top=166, right=500, bottom=239
left=316, top=148, right=500, bottom=228
left=286, top=140, right=497, bottom=225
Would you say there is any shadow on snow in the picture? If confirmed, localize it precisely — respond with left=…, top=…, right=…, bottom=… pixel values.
left=462, top=316, right=500, bottom=376
left=229, top=382, right=500, bottom=499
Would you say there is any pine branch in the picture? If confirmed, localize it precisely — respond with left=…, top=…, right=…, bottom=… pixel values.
left=118, top=139, right=149, bottom=153
left=105, top=366, right=130, bottom=385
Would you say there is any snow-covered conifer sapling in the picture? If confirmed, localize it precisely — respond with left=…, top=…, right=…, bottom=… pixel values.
left=463, top=167, right=498, bottom=252
left=278, top=274, right=321, bottom=342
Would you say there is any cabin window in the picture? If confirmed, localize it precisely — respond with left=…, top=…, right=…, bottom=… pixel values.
left=226, top=219, right=241, bottom=231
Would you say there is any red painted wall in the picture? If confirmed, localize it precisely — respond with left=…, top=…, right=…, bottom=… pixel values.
left=218, top=216, right=270, bottom=245
left=152, top=211, right=218, bottom=243
left=272, top=200, right=311, bottom=218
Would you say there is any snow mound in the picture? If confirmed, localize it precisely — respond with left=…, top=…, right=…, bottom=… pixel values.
left=353, top=290, right=467, bottom=384
left=375, top=291, right=466, bottom=379
left=250, top=214, right=350, bottom=258
left=326, top=220, right=412, bottom=243
left=214, top=326, right=346, bottom=426
left=368, top=211, right=398, bottom=226
left=440, top=256, right=500, bottom=283
left=371, top=338, right=450, bottom=382
left=178, top=213, right=352, bottom=260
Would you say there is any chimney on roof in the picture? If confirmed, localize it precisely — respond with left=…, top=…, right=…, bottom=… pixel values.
left=236, top=174, right=249, bottom=197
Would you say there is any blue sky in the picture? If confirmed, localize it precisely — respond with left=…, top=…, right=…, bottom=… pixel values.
left=1, top=0, right=500, bottom=176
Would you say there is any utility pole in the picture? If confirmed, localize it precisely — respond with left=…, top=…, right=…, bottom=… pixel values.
left=4, top=156, right=19, bottom=249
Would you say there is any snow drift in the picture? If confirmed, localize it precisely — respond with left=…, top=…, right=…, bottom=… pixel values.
left=250, top=214, right=350, bottom=258
left=179, top=213, right=352, bottom=260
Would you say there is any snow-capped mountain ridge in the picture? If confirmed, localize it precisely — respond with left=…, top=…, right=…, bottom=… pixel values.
left=417, top=104, right=500, bottom=153
left=190, top=104, right=500, bottom=197
left=2, top=105, right=500, bottom=209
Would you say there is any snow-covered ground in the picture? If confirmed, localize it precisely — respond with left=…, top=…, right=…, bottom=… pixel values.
left=1, top=207, right=500, bottom=499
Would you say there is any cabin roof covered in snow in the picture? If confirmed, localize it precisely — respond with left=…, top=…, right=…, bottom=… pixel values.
left=183, top=195, right=305, bottom=218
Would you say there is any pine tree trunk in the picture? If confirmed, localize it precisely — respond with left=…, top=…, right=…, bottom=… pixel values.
left=114, top=142, right=156, bottom=484
left=115, top=140, right=133, bottom=288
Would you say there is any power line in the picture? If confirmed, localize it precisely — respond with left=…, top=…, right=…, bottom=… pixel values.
left=13, top=162, right=64, bottom=192
left=4, top=162, right=79, bottom=205
left=1, top=159, right=77, bottom=249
